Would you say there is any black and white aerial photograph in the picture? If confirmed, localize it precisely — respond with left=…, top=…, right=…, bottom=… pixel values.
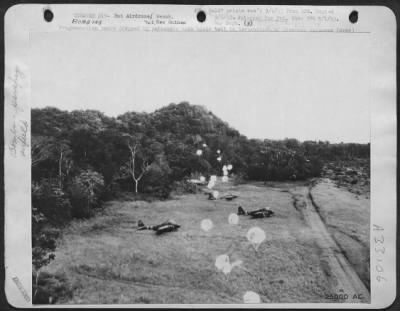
left=30, top=30, right=371, bottom=304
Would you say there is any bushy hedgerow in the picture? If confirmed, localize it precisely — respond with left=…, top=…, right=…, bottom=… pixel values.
left=32, top=180, right=72, bottom=225
left=67, top=169, right=104, bottom=219
left=172, top=179, right=198, bottom=195
left=32, top=271, right=73, bottom=304
left=140, top=162, right=172, bottom=199
left=32, top=205, right=61, bottom=304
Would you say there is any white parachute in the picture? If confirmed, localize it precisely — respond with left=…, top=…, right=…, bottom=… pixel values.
left=207, top=175, right=217, bottom=189
left=243, top=291, right=261, bottom=303
left=212, top=190, right=219, bottom=199
left=215, top=254, right=243, bottom=275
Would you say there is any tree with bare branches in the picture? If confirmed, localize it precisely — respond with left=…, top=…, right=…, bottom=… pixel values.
left=31, top=136, right=53, bottom=167
left=54, top=142, right=72, bottom=190
left=121, top=134, right=151, bottom=193
left=128, top=142, right=150, bottom=193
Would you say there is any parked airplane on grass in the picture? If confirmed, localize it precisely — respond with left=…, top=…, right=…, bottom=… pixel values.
left=237, top=206, right=274, bottom=218
left=137, top=220, right=181, bottom=234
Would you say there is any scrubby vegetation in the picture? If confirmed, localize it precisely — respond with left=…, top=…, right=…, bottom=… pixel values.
left=321, top=159, right=370, bottom=197
left=31, top=102, right=370, bottom=303
left=32, top=102, right=369, bottom=200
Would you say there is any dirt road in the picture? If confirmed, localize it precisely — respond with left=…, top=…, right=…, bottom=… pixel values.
left=298, top=186, right=370, bottom=303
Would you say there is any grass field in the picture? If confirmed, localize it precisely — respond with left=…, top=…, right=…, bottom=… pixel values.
left=42, top=179, right=369, bottom=304
left=310, top=178, right=370, bottom=288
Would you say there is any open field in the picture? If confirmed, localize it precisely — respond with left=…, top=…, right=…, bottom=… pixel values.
left=42, top=180, right=369, bottom=304
left=310, top=178, right=370, bottom=288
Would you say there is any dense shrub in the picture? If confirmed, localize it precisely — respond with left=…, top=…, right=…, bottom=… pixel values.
left=68, top=170, right=104, bottom=219
left=172, top=179, right=199, bottom=195
left=231, top=173, right=246, bottom=185
left=32, top=271, right=73, bottom=304
left=32, top=207, right=58, bottom=270
left=97, top=182, right=117, bottom=201
left=32, top=206, right=61, bottom=304
left=32, top=180, right=72, bottom=225
left=141, top=160, right=172, bottom=199
left=68, top=184, right=91, bottom=219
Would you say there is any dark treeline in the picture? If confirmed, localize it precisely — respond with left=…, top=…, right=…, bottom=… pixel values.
left=31, top=102, right=369, bottom=302
left=32, top=102, right=370, bottom=221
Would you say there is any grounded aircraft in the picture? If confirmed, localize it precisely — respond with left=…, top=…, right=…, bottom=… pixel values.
left=219, top=193, right=239, bottom=201
left=237, top=206, right=274, bottom=218
left=207, top=192, right=238, bottom=201
left=137, top=219, right=180, bottom=234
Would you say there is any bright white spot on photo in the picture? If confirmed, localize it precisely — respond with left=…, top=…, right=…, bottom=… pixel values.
left=201, top=219, right=213, bottom=232
left=217, top=149, right=221, bottom=154
left=217, top=156, right=222, bottom=162
left=228, top=213, right=239, bottom=225
left=246, top=227, right=266, bottom=250
left=213, top=190, right=219, bottom=199
left=215, top=254, right=229, bottom=270
left=207, top=175, right=217, bottom=189
left=202, top=143, right=207, bottom=147
left=227, top=164, right=233, bottom=170
left=199, top=176, right=206, bottom=182
left=215, top=254, right=242, bottom=275
left=243, top=291, right=261, bottom=303
left=221, top=264, right=232, bottom=274
left=196, top=149, right=203, bottom=156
